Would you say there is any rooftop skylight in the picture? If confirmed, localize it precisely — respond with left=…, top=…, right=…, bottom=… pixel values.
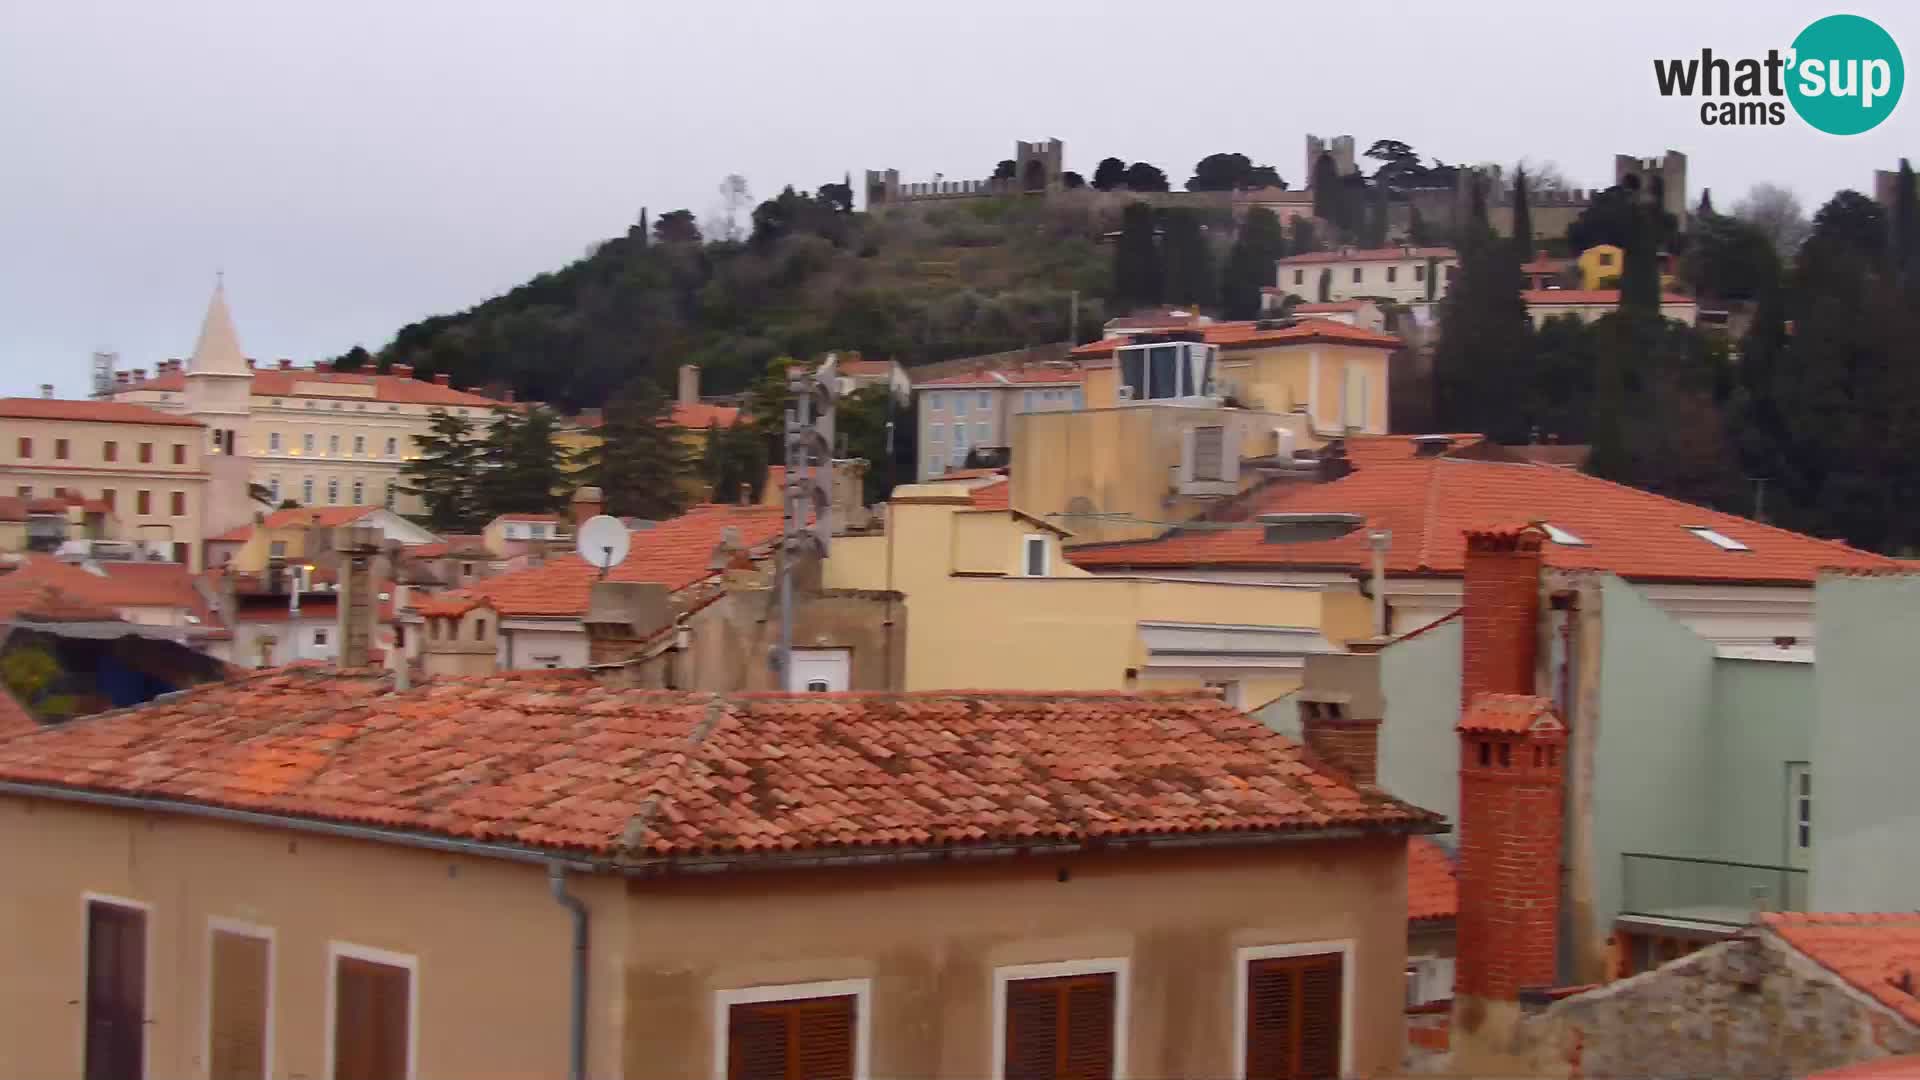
left=1687, top=526, right=1751, bottom=551
left=1541, top=523, right=1587, bottom=546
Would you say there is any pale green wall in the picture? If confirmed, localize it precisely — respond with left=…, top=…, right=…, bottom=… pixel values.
left=1708, top=659, right=1812, bottom=868
left=1811, top=574, right=1920, bottom=911
left=1593, top=576, right=1717, bottom=926
left=1376, top=618, right=1464, bottom=834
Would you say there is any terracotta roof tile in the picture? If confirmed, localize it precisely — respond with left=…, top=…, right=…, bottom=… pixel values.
left=670, top=402, right=742, bottom=428
left=0, top=675, right=1438, bottom=859
left=1458, top=693, right=1563, bottom=735
left=1277, top=246, right=1457, bottom=265
left=1071, top=317, right=1401, bottom=359
left=0, top=689, right=36, bottom=739
left=470, top=504, right=785, bottom=617
left=1067, top=441, right=1896, bottom=585
left=259, top=506, right=381, bottom=529
left=1407, top=837, right=1457, bottom=921
left=0, top=397, right=206, bottom=428
left=970, top=480, right=1011, bottom=511
left=917, top=368, right=1086, bottom=387
left=1762, top=913, right=1920, bottom=1027
left=208, top=523, right=253, bottom=543
left=409, top=592, right=490, bottom=618
left=118, top=368, right=501, bottom=408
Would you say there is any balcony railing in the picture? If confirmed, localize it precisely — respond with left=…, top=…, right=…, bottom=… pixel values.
left=1621, top=852, right=1808, bottom=926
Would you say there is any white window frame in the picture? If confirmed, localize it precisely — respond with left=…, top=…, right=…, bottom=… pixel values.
left=711, top=977, right=873, bottom=1080
left=80, top=891, right=154, bottom=1080
left=204, top=918, right=276, bottom=1080
left=1022, top=534, right=1050, bottom=577
left=990, top=957, right=1130, bottom=1080
left=323, top=941, right=420, bottom=1080
left=269, top=432, right=282, bottom=452
left=1230, top=939, right=1355, bottom=1080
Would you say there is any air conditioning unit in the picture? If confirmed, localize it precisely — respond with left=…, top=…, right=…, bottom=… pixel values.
left=1116, top=385, right=1135, bottom=402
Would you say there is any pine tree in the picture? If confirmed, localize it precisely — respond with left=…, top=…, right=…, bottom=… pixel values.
left=1160, top=210, right=1216, bottom=308
left=1311, top=152, right=1343, bottom=229
left=1222, top=207, right=1288, bottom=319
left=400, top=410, right=485, bottom=532
left=1510, top=166, right=1533, bottom=264
left=1697, top=189, right=1715, bottom=217
left=481, top=405, right=568, bottom=517
left=589, top=377, right=688, bottom=520
left=1619, top=193, right=1663, bottom=318
left=1112, top=202, right=1162, bottom=310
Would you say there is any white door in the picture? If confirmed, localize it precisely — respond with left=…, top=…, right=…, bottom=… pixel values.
left=787, top=648, right=851, bottom=692
left=1786, top=763, right=1812, bottom=870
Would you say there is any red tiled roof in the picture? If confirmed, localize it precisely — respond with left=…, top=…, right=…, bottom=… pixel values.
left=970, top=480, right=1011, bottom=510
left=833, top=358, right=895, bottom=377
left=1281, top=299, right=1370, bottom=312
left=208, top=524, right=253, bottom=543
left=1067, top=440, right=1897, bottom=585
left=0, top=397, right=205, bottom=428
left=492, top=513, right=562, bottom=524
left=260, top=506, right=381, bottom=529
left=0, top=688, right=36, bottom=738
left=1459, top=693, right=1562, bottom=735
left=1407, top=837, right=1457, bottom=921
left=1522, top=289, right=1695, bottom=306
left=1277, top=246, right=1456, bottom=265
left=5, top=556, right=210, bottom=611
left=405, top=535, right=491, bottom=559
left=0, top=673, right=1437, bottom=858
left=917, top=368, right=1086, bottom=387
left=1805, top=1055, right=1920, bottom=1080
left=670, top=402, right=742, bottom=428
left=471, top=504, right=786, bottom=617
left=1071, top=318, right=1401, bottom=359
left=118, top=368, right=501, bottom=408
left=1521, top=257, right=1572, bottom=275
left=1763, top=913, right=1920, bottom=1027
left=409, top=592, right=490, bottom=618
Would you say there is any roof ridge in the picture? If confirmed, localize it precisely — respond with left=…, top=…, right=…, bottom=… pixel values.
left=617, top=694, right=732, bottom=856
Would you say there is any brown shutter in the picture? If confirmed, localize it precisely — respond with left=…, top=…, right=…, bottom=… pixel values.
left=1245, top=953, right=1342, bottom=1080
left=85, top=902, right=146, bottom=1080
left=1003, top=973, right=1115, bottom=1080
left=728, top=994, right=856, bottom=1080
left=209, top=931, right=269, bottom=1080
left=335, top=956, right=410, bottom=1080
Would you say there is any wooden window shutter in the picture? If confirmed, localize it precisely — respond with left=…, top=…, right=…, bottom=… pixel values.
left=727, top=994, right=855, bottom=1080
left=209, top=931, right=269, bottom=1080
left=334, top=956, right=409, bottom=1080
left=1004, top=973, right=1115, bottom=1080
left=84, top=902, right=146, bottom=1080
left=1246, top=953, right=1342, bottom=1080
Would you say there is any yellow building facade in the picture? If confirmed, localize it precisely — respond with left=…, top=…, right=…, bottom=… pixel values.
left=823, top=485, right=1373, bottom=707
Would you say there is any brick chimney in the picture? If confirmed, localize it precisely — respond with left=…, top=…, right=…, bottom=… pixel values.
left=315, top=360, right=333, bottom=373
left=432, top=373, right=451, bottom=386
left=1295, top=652, right=1384, bottom=786
left=678, top=364, right=700, bottom=406
left=333, top=525, right=381, bottom=669
left=391, top=363, right=413, bottom=378
left=1453, top=523, right=1567, bottom=1019
left=570, top=485, right=604, bottom=526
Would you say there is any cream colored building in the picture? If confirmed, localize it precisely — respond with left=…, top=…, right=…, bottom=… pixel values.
left=0, top=397, right=220, bottom=570
left=1522, top=289, right=1700, bottom=327
left=108, top=285, right=504, bottom=518
left=914, top=366, right=1084, bottom=480
left=1274, top=245, right=1460, bottom=305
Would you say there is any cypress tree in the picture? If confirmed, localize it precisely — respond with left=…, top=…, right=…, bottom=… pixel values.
left=1112, top=201, right=1162, bottom=310
left=1510, top=166, right=1534, bottom=264
left=1311, top=153, right=1343, bottom=231
left=1892, top=159, right=1919, bottom=282
left=1222, top=207, right=1288, bottom=319
left=1160, top=210, right=1216, bottom=308
left=1431, top=174, right=1533, bottom=440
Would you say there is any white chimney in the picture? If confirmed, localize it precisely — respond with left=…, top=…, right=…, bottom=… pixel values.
left=40, top=384, right=53, bottom=399
left=678, top=364, right=700, bottom=406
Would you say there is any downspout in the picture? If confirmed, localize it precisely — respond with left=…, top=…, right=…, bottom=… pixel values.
left=548, top=864, right=589, bottom=1080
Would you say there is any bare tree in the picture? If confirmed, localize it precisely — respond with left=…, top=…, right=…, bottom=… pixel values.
left=1734, top=183, right=1812, bottom=258
left=714, top=174, right=752, bottom=243
left=1512, top=159, right=1574, bottom=195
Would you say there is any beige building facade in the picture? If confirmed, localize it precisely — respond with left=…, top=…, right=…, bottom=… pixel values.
left=0, top=398, right=218, bottom=569
left=1273, top=246, right=1460, bottom=306
left=916, top=367, right=1084, bottom=480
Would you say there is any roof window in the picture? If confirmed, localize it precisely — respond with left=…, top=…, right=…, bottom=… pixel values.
left=1687, top=526, right=1750, bottom=551
left=1541, top=523, right=1587, bottom=546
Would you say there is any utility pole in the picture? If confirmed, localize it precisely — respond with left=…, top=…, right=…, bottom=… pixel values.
left=1069, top=290, right=1080, bottom=344
left=775, top=360, right=836, bottom=689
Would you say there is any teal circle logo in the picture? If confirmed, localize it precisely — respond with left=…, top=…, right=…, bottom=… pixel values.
left=1788, top=14, right=1903, bottom=135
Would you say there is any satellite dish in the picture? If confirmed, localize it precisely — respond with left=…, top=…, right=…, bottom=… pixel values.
left=575, top=515, right=630, bottom=578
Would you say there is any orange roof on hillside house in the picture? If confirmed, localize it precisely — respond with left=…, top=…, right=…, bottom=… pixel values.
left=1258, top=297, right=1370, bottom=312
left=1763, top=913, right=1920, bottom=1028
left=1066, top=434, right=1897, bottom=585
left=117, top=367, right=502, bottom=408
left=576, top=403, right=743, bottom=429
left=1522, top=289, right=1695, bottom=306
left=0, top=670, right=1437, bottom=858
left=1071, top=318, right=1401, bottom=360
left=462, top=503, right=786, bottom=618
left=1407, top=837, right=1458, bottom=922
left=492, top=513, right=563, bottom=524
left=916, top=368, right=1086, bottom=388
left=969, top=479, right=1010, bottom=510
left=0, top=397, right=205, bottom=427
left=831, top=358, right=895, bottom=377
left=1276, top=246, right=1457, bottom=265
left=262, top=506, right=383, bottom=530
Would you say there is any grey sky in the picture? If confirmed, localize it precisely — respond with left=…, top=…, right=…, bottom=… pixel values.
left=2, top=0, right=1914, bottom=397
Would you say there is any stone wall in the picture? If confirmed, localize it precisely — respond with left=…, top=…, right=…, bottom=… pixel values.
left=1465, top=934, right=1920, bottom=1078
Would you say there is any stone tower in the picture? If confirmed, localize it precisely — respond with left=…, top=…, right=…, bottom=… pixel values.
left=184, top=281, right=257, bottom=539
left=1614, top=150, right=1689, bottom=224
left=1014, top=139, right=1064, bottom=193
left=1305, top=134, right=1358, bottom=186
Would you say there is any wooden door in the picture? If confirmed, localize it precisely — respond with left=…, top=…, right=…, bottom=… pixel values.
left=333, top=956, right=410, bottom=1080
left=1003, top=973, right=1116, bottom=1080
left=1245, top=953, right=1342, bottom=1080
left=209, top=930, right=270, bottom=1080
left=84, top=901, right=146, bottom=1080
left=726, top=994, right=855, bottom=1080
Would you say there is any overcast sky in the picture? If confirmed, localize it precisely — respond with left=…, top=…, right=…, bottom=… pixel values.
left=2, top=0, right=1915, bottom=397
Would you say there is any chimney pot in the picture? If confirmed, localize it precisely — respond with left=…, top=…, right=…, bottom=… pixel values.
left=678, top=364, right=700, bottom=407
left=392, top=363, right=413, bottom=378
left=570, top=485, right=605, bottom=525
left=432, top=373, right=451, bottom=386
left=278, top=359, right=293, bottom=370
left=40, top=384, right=54, bottom=399
left=315, top=361, right=333, bottom=373
left=246, top=358, right=256, bottom=369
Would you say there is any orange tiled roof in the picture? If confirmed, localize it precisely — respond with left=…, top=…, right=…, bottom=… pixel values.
left=117, top=368, right=501, bottom=408
left=917, top=368, right=1086, bottom=387
left=208, top=523, right=253, bottom=543
left=0, top=672, right=1437, bottom=858
left=1273, top=299, right=1370, bottom=312
left=1522, top=289, right=1695, bottom=305
left=1763, top=913, right=1920, bottom=1027
left=1805, top=1054, right=1920, bottom=1079
left=1459, top=693, right=1561, bottom=735
left=0, top=397, right=206, bottom=428
left=0, top=688, right=36, bottom=738
left=970, top=480, right=1011, bottom=511
left=492, top=513, right=563, bottom=524
left=670, top=402, right=742, bottom=428
left=409, top=591, right=490, bottom=618
left=1407, top=837, right=1457, bottom=921
left=1066, top=438, right=1897, bottom=585
left=1277, top=246, right=1456, bottom=265
left=1071, top=317, right=1401, bottom=359
left=470, top=503, right=785, bottom=617
left=405, top=535, right=491, bottom=558
left=259, top=506, right=381, bottom=530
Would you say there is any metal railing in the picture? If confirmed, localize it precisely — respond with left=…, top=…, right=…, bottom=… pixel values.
left=1621, top=852, right=1808, bottom=926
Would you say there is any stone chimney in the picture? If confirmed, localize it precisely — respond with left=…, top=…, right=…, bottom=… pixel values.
left=678, top=364, right=700, bottom=406
left=570, top=485, right=605, bottom=526
left=1452, top=523, right=1567, bottom=1042
left=583, top=581, right=671, bottom=668
left=333, top=525, right=381, bottom=669
left=419, top=596, right=499, bottom=679
left=1295, top=652, right=1384, bottom=786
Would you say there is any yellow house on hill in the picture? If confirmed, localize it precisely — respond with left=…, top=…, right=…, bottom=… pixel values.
left=1577, top=244, right=1679, bottom=291
left=823, top=483, right=1374, bottom=707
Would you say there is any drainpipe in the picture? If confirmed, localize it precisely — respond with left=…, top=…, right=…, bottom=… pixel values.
left=1367, top=529, right=1391, bottom=637
left=548, top=864, right=589, bottom=1080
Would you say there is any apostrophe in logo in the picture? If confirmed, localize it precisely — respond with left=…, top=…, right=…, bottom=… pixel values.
left=1787, top=14, right=1903, bottom=135
left=1652, top=13, right=1902, bottom=134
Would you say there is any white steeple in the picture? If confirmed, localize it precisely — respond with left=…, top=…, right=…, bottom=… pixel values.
left=189, top=277, right=250, bottom=377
